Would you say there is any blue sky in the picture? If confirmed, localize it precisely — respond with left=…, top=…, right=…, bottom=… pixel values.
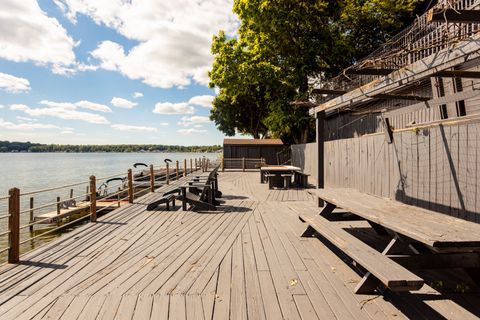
left=0, top=0, right=238, bottom=146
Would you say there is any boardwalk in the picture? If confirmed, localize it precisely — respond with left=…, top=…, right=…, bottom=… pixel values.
left=0, top=171, right=479, bottom=319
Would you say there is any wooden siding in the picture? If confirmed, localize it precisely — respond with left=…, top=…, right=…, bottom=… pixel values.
left=223, top=145, right=284, bottom=165
left=324, top=119, right=480, bottom=222
left=291, top=143, right=318, bottom=186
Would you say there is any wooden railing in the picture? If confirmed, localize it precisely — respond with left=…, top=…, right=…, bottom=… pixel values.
left=0, top=157, right=213, bottom=264
left=221, top=158, right=266, bottom=171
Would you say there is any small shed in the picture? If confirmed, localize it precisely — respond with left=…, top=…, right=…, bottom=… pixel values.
left=223, top=139, right=285, bottom=166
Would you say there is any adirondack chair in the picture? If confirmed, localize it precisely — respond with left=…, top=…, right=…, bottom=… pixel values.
left=177, top=180, right=217, bottom=211
left=189, top=166, right=221, bottom=198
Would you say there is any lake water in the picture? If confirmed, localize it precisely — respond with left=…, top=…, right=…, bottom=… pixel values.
left=0, top=152, right=220, bottom=262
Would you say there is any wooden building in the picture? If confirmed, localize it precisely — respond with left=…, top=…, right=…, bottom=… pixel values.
left=223, top=138, right=285, bottom=168
left=308, top=0, right=480, bottom=222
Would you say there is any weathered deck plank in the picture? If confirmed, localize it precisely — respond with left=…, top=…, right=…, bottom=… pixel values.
left=0, top=171, right=478, bottom=319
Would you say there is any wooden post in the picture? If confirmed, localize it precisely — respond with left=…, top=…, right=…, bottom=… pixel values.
left=242, top=157, right=246, bottom=172
left=89, top=176, right=97, bottom=222
left=85, top=186, right=89, bottom=201
left=222, top=157, right=225, bottom=172
left=149, top=164, right=155, bottom=192
left=8, top=188, right=20, bottom=263
left=29, top=197, right=34, bottom=232
left=183, top=159, right=187, bottom=177
left=117, top=188, right=121, bottom=207
left=316, top=111, right=325, bottom=207
left=70, top=189, right=74, bottom=201
left=166, top=162, right=170, bottom=185
left=176, top=161, right=179, bottom=180
left=57, top=197, right=61, bottom=215
left=190, top=159, right=193, bottom=174
left=127, top=169, right=134, bottom=203
left=195, top=158, right=197, bottom=171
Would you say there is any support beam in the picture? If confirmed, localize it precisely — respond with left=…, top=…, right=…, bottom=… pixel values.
left=316, top=111, right=325, bottom=207
left=312, top=88, right=430, bottom=101
left=434, top=70, right=480, bottom=79
left=312, top=88, right=346, bottom=95
left=344, top=68, right=394, bottom=76
left=427, top=9, right=480, bottom=24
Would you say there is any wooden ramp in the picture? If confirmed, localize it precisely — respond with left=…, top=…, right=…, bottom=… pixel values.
left=0, top=172, right=479, bottom=319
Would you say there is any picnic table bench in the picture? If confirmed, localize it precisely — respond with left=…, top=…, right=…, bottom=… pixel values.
left=300, top=187, right=480, bottom=294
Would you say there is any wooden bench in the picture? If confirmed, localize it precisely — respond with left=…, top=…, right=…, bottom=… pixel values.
left=302, top=187, right=480, bottom=294
left=299, top=212, right=424, bottom=293
left=294, top=171, right=309, bottom=187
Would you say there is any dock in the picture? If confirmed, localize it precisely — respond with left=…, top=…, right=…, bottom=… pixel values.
left=33, top=201, right=126, bottom=224
left=0, top=170, right=479, bottom=319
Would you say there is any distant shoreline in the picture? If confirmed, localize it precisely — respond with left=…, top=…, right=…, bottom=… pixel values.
left=0, top=141, right=222, bottom=153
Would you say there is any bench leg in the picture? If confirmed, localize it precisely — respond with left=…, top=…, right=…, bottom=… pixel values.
left=300, top=225, right=317, bottom=238
left=355, top=272, right=382, bottom=294
left=355, top=236, right=402, bottom=294
left=465, top=268, right=480, bottom=286
left=368, top=221, right=389, bottom=236
left=319, top=202, right=336, bottom=219
left=166, top=201, right=170, bottom=211
left=181, top=187, right=187, bottom=211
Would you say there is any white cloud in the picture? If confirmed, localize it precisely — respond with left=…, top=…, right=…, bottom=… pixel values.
left=0, top=72, right=31, bottom=93
left=39, top=100, right=112, bottom=113
left=55, top=0, right=238, bottom=88
left=75, top=100, right=112, bottom=113
left=153, top=102, right=195, bottom=115
left=160, top=122, right=169, bottom=126
left=178, top=115, right=211, bottom=126
left=0, top=118, right=60, bottom=130
left=111, top=97, right=138, bottom=109
left=16, top=116, right=37, bottom=122
left=0, top=105, right=4, bottom=109
left=61, top=130, right=74, bottom=134
left=10, top=103, right=110, bottom=124
left=188, top=95, right=215, bottom=109
left=0, top=0, right=76, bottom=70
left=133, top=92, right=143, bottom=98
left=177, top=128, right=207, bottom=135
left=111, top=124, right=157, bottom=132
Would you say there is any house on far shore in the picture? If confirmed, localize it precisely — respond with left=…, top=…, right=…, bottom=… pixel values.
left=222, top=138, right=286, bottom=169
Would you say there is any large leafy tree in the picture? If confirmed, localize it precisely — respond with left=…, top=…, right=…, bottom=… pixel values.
left=209, top=0, right=423, bottom=144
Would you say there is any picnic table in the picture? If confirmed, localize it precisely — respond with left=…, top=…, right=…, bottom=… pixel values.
left=299, top=187, right=480, bottom=294
left=259, top=165, right=301, bottom=188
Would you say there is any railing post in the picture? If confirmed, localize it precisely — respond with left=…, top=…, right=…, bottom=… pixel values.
left=242, top=157, right=246, bottom=172
left=149, top=164, right=155, bottom=192
left=127, top=169, right=134, bottom=203
left=166, top=162, right=170, bottom=185
left=176, top=161, right=179, bottom=180
left=190, top=159, right=193, bottom=174
left=89, top=176, right=97, bottom=222
left=183, top=159, right=187, bottom=177
left=8, top=188, right=20, bottom=263
left=222, top=157, right=225, bottom=172
left=57, top=196, right=61, bottom=215
left=29, top=197, right=34, bottom=232
left=195, top=158, right=197, bottom=171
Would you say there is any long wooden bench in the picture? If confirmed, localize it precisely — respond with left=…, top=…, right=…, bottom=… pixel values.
left=301, top=187, right=480, bottom=294
left=299, top=212, right=424, bottom=293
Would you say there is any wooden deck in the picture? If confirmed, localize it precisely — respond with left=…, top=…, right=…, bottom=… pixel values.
left=0, top=171, right=479, bottom=319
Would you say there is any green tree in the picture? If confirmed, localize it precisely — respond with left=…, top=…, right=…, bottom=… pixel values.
left=209, top=0, right=422, bottom=144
